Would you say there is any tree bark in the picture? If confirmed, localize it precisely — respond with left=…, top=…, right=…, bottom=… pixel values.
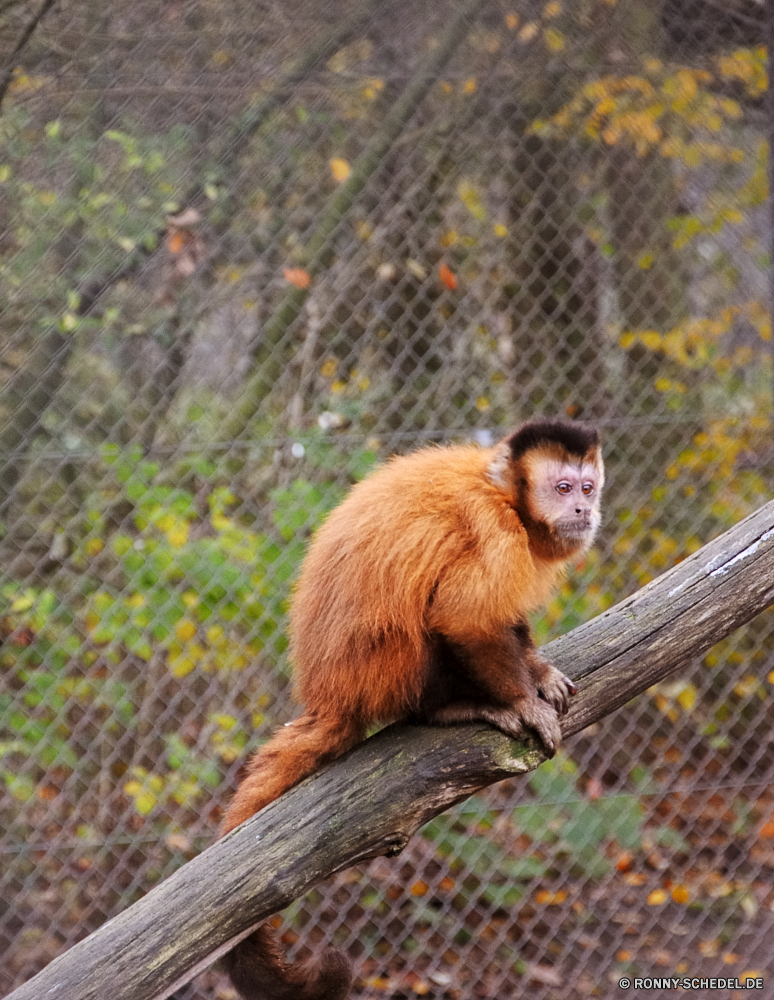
left=7, top=497, right=774, bottom=1000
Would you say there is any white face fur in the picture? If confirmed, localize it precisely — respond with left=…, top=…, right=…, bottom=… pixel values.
left=528, top=455, right=603, bottom=545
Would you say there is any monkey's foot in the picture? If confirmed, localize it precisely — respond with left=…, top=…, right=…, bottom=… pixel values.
left=537, top=665, right=576, bottom=717
left=482, top=698, right=562, bottom=757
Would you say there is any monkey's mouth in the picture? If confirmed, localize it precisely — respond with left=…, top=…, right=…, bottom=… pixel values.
left=555, top=519, right=593, bottom=538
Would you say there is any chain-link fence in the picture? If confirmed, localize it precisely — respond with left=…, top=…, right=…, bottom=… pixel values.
left=2, top=0, right=774, bottom=996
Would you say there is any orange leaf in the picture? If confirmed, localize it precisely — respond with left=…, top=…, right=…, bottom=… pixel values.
left=283, top=268, right=311, bottom=289
left=439, top=262, right=457, bottom=290
left=535, top=889, right=567, bottom=905
left=671, top=884, right=690, bottom=904
left=759, top=820, right=774, bottom=839
left=167, top=231, right=186, bottom=254
left=330, top=158, right=351, bottom=182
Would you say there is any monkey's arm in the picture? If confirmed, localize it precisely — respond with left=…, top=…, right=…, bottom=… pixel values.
left=423, top=628, right=571, bottom=756
left=424, top=525, right=574, bottom=756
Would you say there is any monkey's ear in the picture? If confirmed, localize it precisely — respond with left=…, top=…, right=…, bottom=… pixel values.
left=486, top=442, right=513, bottom=491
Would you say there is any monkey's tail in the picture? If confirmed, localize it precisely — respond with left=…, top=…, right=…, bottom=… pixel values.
left=220, top=710, right=366, bottom=834
left=222, top=924, right=353, bottom=1000
left=220, top=711, right=365, bottom=1000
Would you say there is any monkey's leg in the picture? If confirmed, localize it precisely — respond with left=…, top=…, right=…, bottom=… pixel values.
left=427, top=630, right=572, bottom=756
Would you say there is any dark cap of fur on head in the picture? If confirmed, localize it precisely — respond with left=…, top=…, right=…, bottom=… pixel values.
left=506, top=419, right=599, bottom=461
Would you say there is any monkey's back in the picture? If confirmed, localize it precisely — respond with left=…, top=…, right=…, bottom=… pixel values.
left=288, top=443, right=554, bottom=721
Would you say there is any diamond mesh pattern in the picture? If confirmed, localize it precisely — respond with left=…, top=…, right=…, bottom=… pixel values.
left=2, top=1, right=774, bottom=997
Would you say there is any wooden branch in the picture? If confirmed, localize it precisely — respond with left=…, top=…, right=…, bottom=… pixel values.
left=8, top=498, right=774, bottom=1000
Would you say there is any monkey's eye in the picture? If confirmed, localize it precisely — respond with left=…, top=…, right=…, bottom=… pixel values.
left=582, top=483, right=594, bottom=496
left=556, top=482, right=572, bottom=494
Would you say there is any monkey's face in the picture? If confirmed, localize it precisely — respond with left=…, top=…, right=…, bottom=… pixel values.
left=526, top=453, right=603, bottom=548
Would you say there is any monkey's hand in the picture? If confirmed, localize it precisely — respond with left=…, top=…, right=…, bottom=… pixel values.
left=481, top=696, right=562, bottom=757
left=536, top=662, right=576, bottom=717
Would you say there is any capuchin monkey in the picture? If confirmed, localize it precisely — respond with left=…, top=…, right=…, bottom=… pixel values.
left=221, top=418, right=604, bottom=1000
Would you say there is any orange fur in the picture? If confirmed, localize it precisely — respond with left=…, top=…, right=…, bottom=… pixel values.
left=220, top=420, right=603, bottom=1000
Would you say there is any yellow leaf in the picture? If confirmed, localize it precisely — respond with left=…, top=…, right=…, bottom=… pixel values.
left=734, top=674, right=758, bottom=698
left=167, top=525, right=188, bottom=548
left=493, top=223, right=508, bottom=237
left=170, top=655, right=196, bottom=678
left=330, top=158, right=351, bottom=182
left=134, top=791, right=157, bottom=815
left=476, top=396, right=490, bottom=411
left=595, top=96, right=616, bottom=116
left=462, top=78, right=476, bottom=94
left=176, top=621, right=197, bottom=642
left=676, top=683, right=697, bottom=711
left=457, top=180, right=486, bottom=220
left=505, top=12, right=519, bottom=29
left=543, top=1, right=562, bottom=17
left=647, top=889, right=667, bottom=905
left=86, top=538, right=104, bottom=556
left=544, top=28, right=565, bottom=52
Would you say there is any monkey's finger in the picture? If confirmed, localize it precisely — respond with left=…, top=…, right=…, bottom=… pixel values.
left=521, top=701, right=561, bottom=757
